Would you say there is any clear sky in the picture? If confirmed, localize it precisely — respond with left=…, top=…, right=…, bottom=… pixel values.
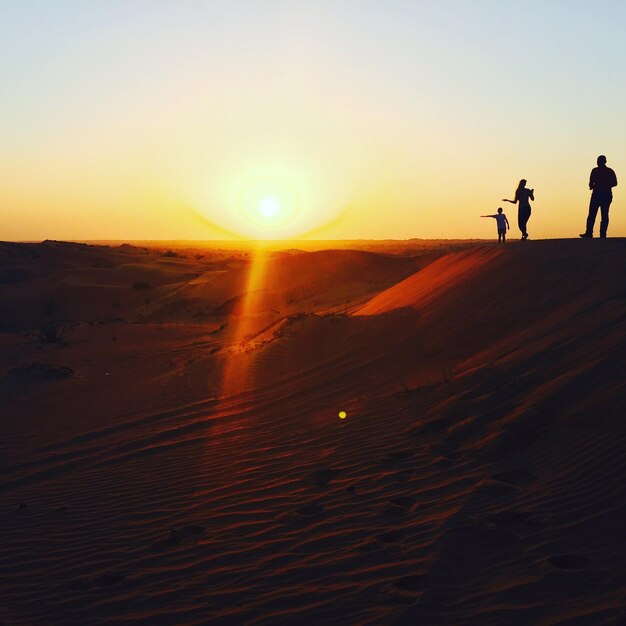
left=2, top=0, right=626, bottom=240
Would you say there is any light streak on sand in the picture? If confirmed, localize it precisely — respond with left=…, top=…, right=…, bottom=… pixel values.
left=218, top=245, right=271, bottom=399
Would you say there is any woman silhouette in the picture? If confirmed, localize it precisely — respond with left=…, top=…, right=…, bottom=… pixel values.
left=503, top=179, right=534, bottom=240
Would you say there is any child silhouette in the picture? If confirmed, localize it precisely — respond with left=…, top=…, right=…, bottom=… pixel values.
left=481, top=207, right=510, bottom=243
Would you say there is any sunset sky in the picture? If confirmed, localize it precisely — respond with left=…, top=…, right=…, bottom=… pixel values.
left=2, top=1, right=625, bottom=241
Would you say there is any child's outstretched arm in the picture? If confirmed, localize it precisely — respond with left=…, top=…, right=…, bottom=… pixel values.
left=480, top=214, right=496, bottom=218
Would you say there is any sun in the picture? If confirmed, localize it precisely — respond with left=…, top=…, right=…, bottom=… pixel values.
left=238, top=178, right=300, bottom=235
left=258, top=196, right=281, bottom=219
left=186, top=162, right=348, bottom=240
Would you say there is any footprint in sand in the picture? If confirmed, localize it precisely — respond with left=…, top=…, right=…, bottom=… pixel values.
left=277, top=502, right=325, bottom=525
left=476, top=480, right=519, bottom=499
left=393, top=574, right=428, bottom=594
left=307, top=468, right=340, bottom=488
left=548, top=554, right=590, bottom=570
left=486, top=510, right=546, bottom=533
left=95, top=573, right=127, bottom=587
left=71, top=572, right=126, bottom=591
left=491, top=470, right=537, bottom=486
left=152, top=524, right=206, bottom=550
left=379, top=450, right=415, bottom=469
left=452, top=521, right=517, bottom=549
left=376, top=529, right=405, bottom=545
left=395, top=469, right=414, bottom=483
left=383, top=496, right=415, bottom=517
left=296, top=503, right=325, bottom=517
left=389, top=496, right=415, bottom=508
left=388, top=449, right=415, bottom=461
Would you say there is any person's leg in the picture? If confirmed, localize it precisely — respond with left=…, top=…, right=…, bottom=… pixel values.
left=519, top=207, right=530, bottom=238
left=518, top=210, right=525, bottom=237
left=585, top=196, right=600, bottom=236
left=599, top=198, right=611, bottom=237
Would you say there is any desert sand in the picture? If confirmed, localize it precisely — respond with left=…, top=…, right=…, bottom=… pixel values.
left=1, top=238, right=625, bottom=625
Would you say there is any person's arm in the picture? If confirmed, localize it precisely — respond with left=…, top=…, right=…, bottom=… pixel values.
left=611, top=169, right=618, bottom=188
left=529, top=189, right=535, bottom=201
left=505, top=216, right=510, bottom=229
left=589, top=168, right=596, bottom=190
left=504, top=189, right=519, bottom=204
left=480, top=215, right=496, bottom=218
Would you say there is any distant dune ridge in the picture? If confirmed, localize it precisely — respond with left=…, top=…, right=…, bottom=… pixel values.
left=0, top=238, right=624, bottom=625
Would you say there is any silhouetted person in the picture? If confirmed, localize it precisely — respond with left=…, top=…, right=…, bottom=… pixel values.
left=503, top=179, right=534, bottom=240
left=481, top=207, right=510, bottom=243
left=580, top=155, right=617, bottom=238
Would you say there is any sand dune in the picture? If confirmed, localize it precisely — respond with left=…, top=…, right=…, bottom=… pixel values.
left=0, top=242, right=421, bottom=333
left=1, top=239, right=624, bottom=625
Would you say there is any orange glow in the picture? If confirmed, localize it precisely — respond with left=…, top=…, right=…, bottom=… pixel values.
left=3, top=4, right=626, bottom=241
left=218, top=246, right=271, bottom=398
left=183, top=155, right=352, bottom=241
left=238, top=178, right=300, bottom=233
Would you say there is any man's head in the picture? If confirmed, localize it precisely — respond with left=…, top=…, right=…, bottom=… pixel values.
left=497, top=207, right=503, bottom=214
left=597, top=155, right=607, bottom=166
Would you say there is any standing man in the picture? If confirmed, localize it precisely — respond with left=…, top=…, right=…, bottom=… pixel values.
left=580, top=155, right=617, bottom=238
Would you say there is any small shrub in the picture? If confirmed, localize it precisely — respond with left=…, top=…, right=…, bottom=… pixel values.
left=42, top=301, right=58, bottom=317
left=8, top=362, right=74, bottom=381
left=38, top=322, right=67, bottom=345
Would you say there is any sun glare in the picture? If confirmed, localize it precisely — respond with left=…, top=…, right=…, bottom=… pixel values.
left=186, top=159, right=349, bottom=240
left=258, top=196, right=281, bottom=219
left=238, top=178, right=300, bottom=235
